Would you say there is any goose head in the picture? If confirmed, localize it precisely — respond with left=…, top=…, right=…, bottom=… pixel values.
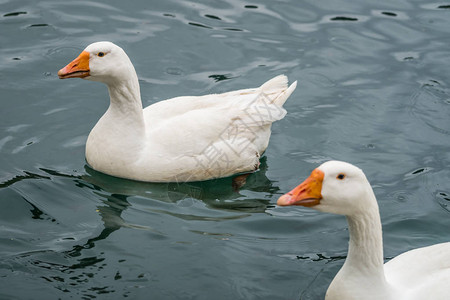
left=58, top=41, right=135, bottom=85
left=277, top=161, right=377, bottom=216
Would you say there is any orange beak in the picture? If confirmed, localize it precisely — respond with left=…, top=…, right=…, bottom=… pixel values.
left=277, top=169, right=324, bottom=206
left=58, top=51, right=90, bottom=79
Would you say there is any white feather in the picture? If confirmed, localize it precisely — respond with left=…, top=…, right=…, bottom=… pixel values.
left=61, top=41, right=297, bottom=182
left=279, top=161, right=450, bottom=300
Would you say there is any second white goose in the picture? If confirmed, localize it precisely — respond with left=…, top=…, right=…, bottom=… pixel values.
left=278, top=161, right=450, bottom=300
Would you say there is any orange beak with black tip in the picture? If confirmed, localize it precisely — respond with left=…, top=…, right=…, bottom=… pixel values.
left=277, top=169, right=324, bottom=207
left=58, top=51, right=90, bottom=79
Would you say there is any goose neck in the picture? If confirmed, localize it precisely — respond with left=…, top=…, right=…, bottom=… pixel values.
left=345, top=204, right=385, bottom=277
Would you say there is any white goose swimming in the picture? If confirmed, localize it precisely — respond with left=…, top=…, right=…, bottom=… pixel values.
left=58, top=41, right=296, bottom=182
left=278, top=161, right=450, bottom=300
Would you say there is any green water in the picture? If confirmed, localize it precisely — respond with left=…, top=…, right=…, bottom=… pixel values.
left=1, top=0, right=450, bottom=299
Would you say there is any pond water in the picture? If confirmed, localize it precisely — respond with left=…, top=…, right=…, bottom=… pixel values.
left=1, top=0, right=450, bottom=299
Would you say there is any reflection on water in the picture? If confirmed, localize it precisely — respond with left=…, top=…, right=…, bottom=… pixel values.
left=0, top=159, right=281, bottom=298
left=83, top=156, right=278, bottom=214
left=0, top=156, right=279, bottom=244
left=0, top=159, right=278, bottom=243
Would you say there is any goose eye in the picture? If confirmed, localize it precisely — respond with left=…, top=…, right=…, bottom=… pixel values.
left=336, top=173, right=346, bottom=180
left=97, top=52, right=105, bottom=57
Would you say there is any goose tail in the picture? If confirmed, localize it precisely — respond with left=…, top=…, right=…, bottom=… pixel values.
left=260, top=75, right=297, bottom=106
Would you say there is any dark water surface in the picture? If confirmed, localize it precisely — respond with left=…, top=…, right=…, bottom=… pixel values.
left=1, top=0, right=450, bottom=299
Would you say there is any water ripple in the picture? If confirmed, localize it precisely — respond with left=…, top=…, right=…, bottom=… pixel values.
left=410, top=85, right=450, bottom=135
left=2, top=0, right=450, bottom=298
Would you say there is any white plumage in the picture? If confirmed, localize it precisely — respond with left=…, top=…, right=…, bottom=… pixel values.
left=58, top=41, right=296, bottom=182
left=278, top=161, right=450, bottom=300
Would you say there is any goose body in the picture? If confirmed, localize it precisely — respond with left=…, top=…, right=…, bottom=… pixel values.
left=277, top=161, right=450, bottom=300
left=58, top=42, right=296, bottom=182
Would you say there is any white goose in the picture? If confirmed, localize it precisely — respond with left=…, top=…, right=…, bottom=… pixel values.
left=58, top=41, right=296, bottom=182
left=278, top=161, right=450, bottom=300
